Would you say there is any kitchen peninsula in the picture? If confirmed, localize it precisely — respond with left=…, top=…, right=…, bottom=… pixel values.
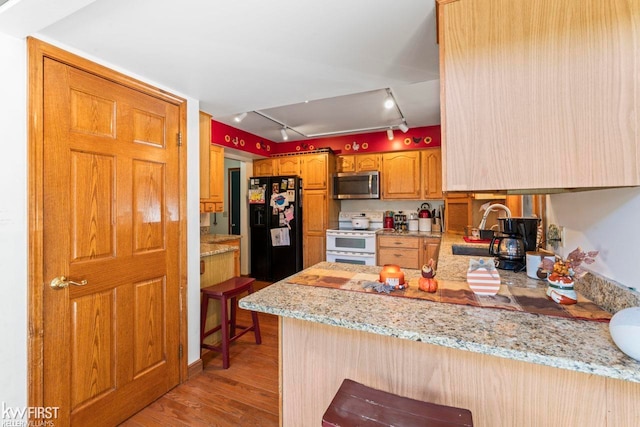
left=240, top=234, right=640, bottom=427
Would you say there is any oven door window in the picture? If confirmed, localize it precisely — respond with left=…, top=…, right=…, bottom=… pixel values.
left=334, top=237, right=367, bottom=250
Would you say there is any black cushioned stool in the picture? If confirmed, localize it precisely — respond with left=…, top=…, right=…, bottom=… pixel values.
left=322, top=379, right=473, bottom=427
left=200, top=277, right=261, bottom=369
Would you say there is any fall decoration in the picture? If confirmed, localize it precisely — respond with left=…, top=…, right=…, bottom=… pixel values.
left=540, top=247, right=599, bottom=305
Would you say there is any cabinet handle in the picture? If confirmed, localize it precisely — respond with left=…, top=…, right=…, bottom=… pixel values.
left=200, top=260, right=205, bottom=275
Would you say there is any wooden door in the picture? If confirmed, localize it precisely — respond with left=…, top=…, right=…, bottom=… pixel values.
left=301, top=153, right=328, bottom=190
left=42, top=58, right=181, bottom=426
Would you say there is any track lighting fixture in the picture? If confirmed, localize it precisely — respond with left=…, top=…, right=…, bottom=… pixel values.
left=280, top=127, right=289, bottom=141
left=384, top=96, right=395, bottom=109
left=398, top=122, right=409, bottom=133
left=234, top=112, right=247, bottom=123
left=387, top=128, right=394, bottom=140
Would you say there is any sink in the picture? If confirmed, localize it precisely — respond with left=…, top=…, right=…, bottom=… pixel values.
left=451, top=244, right=491, bottom=257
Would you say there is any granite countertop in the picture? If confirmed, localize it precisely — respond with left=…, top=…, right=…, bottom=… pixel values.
left=240, top=233, right=640, bottom=383
left=200, top=242, right=239, bottom=258
left=202, top=234, right=242, bottom=244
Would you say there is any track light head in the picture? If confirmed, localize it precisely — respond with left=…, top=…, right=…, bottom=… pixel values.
left=234, top=112, right=247, bottom=123
left=280, top=127, right=289, bottom=141
left=398, top=123, right=409, bottom=133
left=384, top=96, right=395, bottom=109
left=386, top=128, right=394, bottom=140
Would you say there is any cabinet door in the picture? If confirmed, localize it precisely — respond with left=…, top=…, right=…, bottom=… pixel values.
left=377, top=248, right=420, bottom=269
left=303, top=234, right=326, bottom=268
left=381, top=151, right=421, bottom=199
left=302, top=190, right=328, bottom=268
left=253, top=158, right=274, bottom=177
left=209, top=145, right=224, bottom=204
left=301, top=153, right=328, bottom=190
left=355, top=154, right=381, bottom=172
left=421, top=148, right=443, bottom=199
left=199, top=111, right=212, bottom=198
left=439, top=0, right=640, bottom=190
left=277, top=157, right=300, bottom=176
left=336, top=155, right=355, bottom=173
left=444, top=193, right=473, bottom=234
left=421, top=237, right=441, bottom=268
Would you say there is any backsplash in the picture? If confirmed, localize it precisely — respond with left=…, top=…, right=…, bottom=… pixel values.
left=577, top=271, right=640, bottom=314
left=200, top=226, right=210, bottom=235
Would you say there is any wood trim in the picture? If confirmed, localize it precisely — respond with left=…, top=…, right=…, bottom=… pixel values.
left=187, top=359, right=203, bottom=380
left=278, top=316, right=284, bottom=427
left=27, top=37, right=189, bottom=409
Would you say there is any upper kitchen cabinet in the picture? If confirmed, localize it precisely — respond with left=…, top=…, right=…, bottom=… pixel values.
left=421, top=148, right=443, bottom=199
left=209, top=145, right=224, bottom=204
left=301, top=153, right=329, bottom=190
left=253, top=158, right=275, bottom=177
left=438, top=0, right=640, bottom=191
left=336, top=153, right=381, bottom=173
left=199, top=111, right=223, bottom=213
left=381, top=151, right=421, bottom=199
left=277, top=156, right=300, bottom=176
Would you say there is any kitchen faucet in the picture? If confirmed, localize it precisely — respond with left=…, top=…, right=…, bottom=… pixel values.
left=478, top=203, right=512, bottom=230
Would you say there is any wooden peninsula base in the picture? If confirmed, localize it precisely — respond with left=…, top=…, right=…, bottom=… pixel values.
left=280, top=317, right=640, bottom=427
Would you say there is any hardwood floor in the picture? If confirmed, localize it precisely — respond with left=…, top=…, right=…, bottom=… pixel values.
left=121, top=281, right=279, bottom=427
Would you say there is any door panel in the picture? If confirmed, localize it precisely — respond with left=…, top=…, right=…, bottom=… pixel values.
left=42, top=57, right=180, bottom=426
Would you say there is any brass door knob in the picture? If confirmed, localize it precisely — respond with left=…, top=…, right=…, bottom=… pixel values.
left=50, top=276, right=88, bottom=289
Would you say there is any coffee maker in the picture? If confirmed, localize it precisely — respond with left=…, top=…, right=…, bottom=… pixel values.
left=490, top=217, right=540, bottom=271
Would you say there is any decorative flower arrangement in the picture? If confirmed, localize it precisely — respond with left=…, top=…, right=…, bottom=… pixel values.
left=540, top=247, right=598, bottom=305
left=540, top=247, right=599, bottom=281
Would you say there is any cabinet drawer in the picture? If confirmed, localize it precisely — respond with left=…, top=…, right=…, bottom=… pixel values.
left=203, top=202, right=216, bottom=213
left=378, top=235, right=420, bottom=249
left=377, top=248, right=420, bottom=269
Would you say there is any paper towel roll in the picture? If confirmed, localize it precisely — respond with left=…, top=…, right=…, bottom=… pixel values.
left=418, top=218, right=431, bottom=232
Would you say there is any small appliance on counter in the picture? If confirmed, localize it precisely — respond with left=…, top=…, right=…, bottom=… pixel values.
left=490, top=217, right=541, bottom=271
left=383, top=211, right=394, bottom=229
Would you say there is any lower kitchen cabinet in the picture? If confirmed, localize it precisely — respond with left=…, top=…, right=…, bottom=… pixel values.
left=377, top=235, right=440, bottom=270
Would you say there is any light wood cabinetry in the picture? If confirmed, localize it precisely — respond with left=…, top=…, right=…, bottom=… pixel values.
left=199, top=111, right=224, bottom=213
left=209, top=145, right=224, bottom=204
left=377, top=235, right=441, bottom=269
left=281, top=317, right=640, bottom=427
left=252, top=158, right=275, bottom=177
left=438, top=0, right=640, bottom=191
left=336, top=153, right=381, bottom=173
left=381, top=151, right=421, bottom=199
left=276, top=156, right=300, bottom=176
left=300, top=153, right=328, bottom=189
left=421, top=148, right=443, bottom=199
left=444, top=193, right=473, bottom=234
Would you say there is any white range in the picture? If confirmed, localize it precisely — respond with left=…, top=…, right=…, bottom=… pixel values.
left=325, top=211, right=384, bottom=266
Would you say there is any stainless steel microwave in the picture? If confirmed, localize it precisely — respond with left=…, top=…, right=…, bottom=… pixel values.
left=332, top=171, right=380, bottom=199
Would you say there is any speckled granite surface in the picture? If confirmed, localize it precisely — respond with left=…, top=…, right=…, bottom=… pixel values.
left=240, top=234, right=640, bottom=383
left=200, top=234, right=241, bottom=258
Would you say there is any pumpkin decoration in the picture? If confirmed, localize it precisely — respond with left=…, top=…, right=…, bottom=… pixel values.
left=419, top=259, right=438, bottom=293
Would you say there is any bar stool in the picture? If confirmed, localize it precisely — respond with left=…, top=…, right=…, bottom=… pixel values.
left=200, top=277, right=262, bottom=369
left=322, top=379, right=474, bottom=427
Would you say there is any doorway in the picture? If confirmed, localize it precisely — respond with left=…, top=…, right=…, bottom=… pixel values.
left=229, top=168, right=241, bottom=235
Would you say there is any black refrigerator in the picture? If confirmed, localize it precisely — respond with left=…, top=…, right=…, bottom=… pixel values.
left=248, top=176, right=303, bottom=281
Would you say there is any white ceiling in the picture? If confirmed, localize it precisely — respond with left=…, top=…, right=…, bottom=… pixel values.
left=0, top=0, right=441, bottom=142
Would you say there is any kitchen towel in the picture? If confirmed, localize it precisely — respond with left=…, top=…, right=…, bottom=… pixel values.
left=270, top=228, right=290, bottom=246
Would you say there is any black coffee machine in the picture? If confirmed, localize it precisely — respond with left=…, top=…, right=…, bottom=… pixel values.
left=490, top=217, right=540, bottom=271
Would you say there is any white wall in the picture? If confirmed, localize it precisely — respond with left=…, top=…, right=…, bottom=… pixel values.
left=547, top=187, right=640, bottom=288
left=0, top=32, right=28, bottom=409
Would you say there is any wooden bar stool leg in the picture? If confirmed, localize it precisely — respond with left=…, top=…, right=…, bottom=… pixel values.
left=229, top=296, right=237, bottom=338
left=220, top=294, right=230, bottom=369
left=200, top=293, right=209, bottom=346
